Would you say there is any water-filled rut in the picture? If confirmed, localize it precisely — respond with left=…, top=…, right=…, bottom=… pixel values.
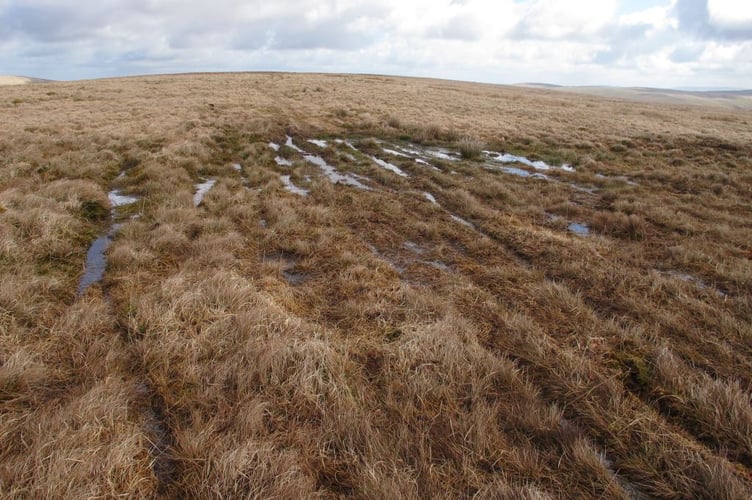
left=78, top=188, right=139, bottom=296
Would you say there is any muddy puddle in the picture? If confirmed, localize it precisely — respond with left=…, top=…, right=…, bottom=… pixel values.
left=567, top=222, right=591, bottom=236
left=450, top=214, right=475, bottom=229
left=483, top=151, right=589, bottom=188
left=280, top=175, right=309, bottom=196
left=277, top=136, right=600, bottom=195
left=193, top=179, right=216, bottom=207
left=334, top=139, right=409, bottom=178
left=333, top=139, right=358, bottom=150
left=108, top=190, right=139, bottom=207
left=415, top=158, right=440, bottom=170
left=335, top=138, right=579, bottom=180
left=285, top=136, right=370, bottom=190
left=371, top=156, right=408, bottom=177
left=308, top=139, right=328, bottom=148
left=269, top=141, right=294, bottom=166
left=382, top=147, right=410, bottom=158
left=485, top=151, right=574, bottom=172
left=305, top=154, right=370, bottom=189
left=423, top=192, right=438, bottom=204
left=78, top=187, right=140, bottom=296
left=499, top=166, right=550, bottom=180
left=376, top=143, right=448, bottom=169
left=285, top=136, right=304, bottom=153
left=299, top=137, right=596, bottom=190
left=546, top=214, right=592, bottom=237
left=77, top=226, right=121, bottom=295
left=427, top=148, right=460, bottom=161
left=490, top=163, right=599, bottom=194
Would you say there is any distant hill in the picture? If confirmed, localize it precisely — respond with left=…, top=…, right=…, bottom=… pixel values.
left=517, top=82, right=564, bottom=89
left=515, top=83, right=752, bottom=110
left=0, top=75, right=54, bottom=86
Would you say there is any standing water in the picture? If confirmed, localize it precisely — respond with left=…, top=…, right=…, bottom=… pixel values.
left=370, top=156, right=409, bottom=177
left=284, top=136, right=369, bottom=189
left=280, top=175, right=309, bottom=196
left=193, top=179, right=216, bottom=207
left=568, top=222, right=590, bottom=236
left=77, top=224, right=122, bottom=295
left=78, top=186, right=140, bottom=296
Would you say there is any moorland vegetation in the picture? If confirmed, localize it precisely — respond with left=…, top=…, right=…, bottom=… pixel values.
left=1, top=72, right=751, bottom=498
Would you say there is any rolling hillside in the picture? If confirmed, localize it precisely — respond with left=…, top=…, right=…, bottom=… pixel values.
left=1, top=72, right=751, bottom=498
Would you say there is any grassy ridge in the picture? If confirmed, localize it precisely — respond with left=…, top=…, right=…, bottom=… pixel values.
left=1, top=73, right=751, bottom=497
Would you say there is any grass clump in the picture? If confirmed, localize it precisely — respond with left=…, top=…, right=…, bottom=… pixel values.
left=590, top=211, right=647, bottom=240
left=79, top=199, right=109, bottom=222
left=458, top=136, right=485, bottom=159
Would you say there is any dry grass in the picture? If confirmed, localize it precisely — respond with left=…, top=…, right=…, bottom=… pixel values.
left=1, top=72, right=751, bottom=497
left=458, top=136, right=485, bottom=159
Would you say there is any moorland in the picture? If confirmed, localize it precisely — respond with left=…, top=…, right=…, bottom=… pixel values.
left=1, top=72, right=751, bottom=498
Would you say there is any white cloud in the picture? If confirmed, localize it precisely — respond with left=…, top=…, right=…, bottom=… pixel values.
left=698, top=40, right=751, bottom=64
left=708, top=0, right=752, bottom=29
left=515, top=0, right=618, bottom=38
left=618, top=2, right=678, bottom=31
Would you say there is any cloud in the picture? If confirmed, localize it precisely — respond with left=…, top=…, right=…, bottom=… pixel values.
left=592, top=24, right=652, bottom=64
left=513, top=0, right=618, bottom=39
left=0, top=4, right=94, bottom=42
left=670, top=44, right=705, bottom=62
left=0, top=0, right=749, bottom=89
left=590, top=3, right=679, bottom=66
left=676, top=0, right=752, bottom=40
left=707, top=0, right=752, bottom=30
left=427, top=14, right=483, bottom=41
left=266, top=5, right=387, bottom=50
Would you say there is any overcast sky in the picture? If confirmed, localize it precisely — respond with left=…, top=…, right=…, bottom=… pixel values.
left=1, top=0, right=750, bottom=88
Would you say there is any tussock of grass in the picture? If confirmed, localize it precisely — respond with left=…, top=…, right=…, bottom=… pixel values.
left=590, top=211, right=647, bottom=240
left=458, top=136, right=485, bottom=159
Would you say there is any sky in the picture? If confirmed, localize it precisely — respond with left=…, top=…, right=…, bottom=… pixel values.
left=0, top=0, right=750, bottom=89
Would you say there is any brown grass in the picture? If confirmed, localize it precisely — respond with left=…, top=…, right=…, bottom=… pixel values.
left=0, top=72, right=751, bottom=497
left=458, top=136, right=485, bottom=159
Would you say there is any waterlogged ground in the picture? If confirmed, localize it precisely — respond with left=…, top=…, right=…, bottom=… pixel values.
left=2, top=73, right=751, bottom=499
left=78, top=186, right=141, bottom=295
left=268, top=135, right=600, bottom=237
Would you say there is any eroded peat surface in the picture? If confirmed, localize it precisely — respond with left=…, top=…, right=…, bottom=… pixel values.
left=1, top=73, right=751, bottom=498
